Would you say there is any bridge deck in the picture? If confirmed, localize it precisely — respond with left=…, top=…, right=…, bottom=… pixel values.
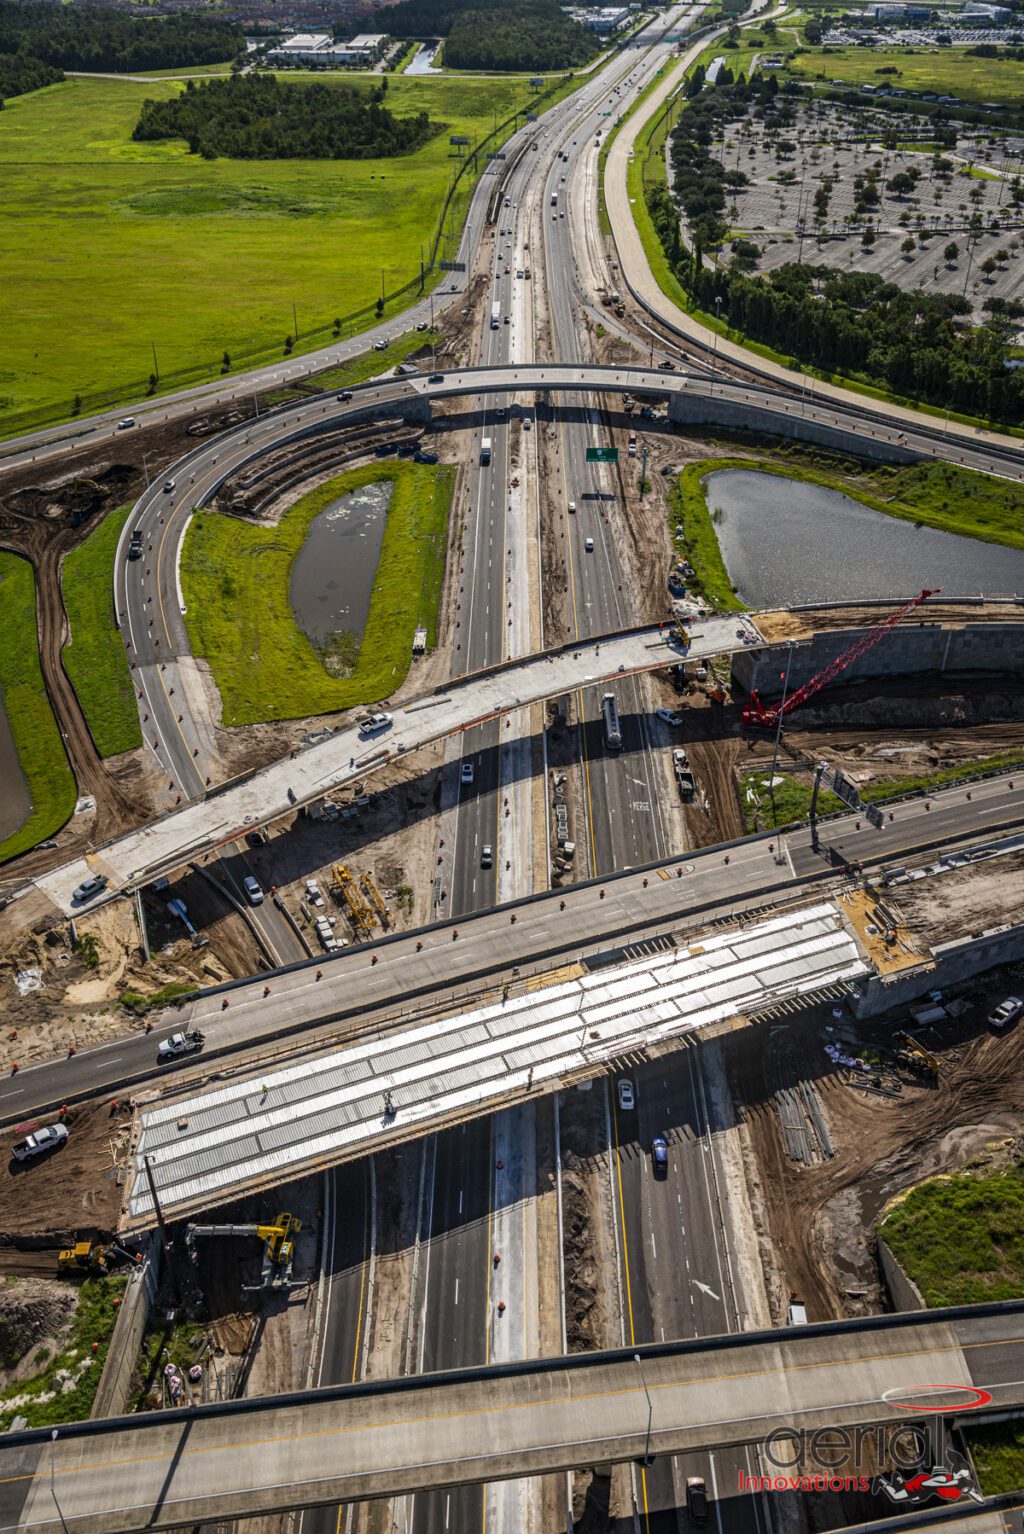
left=34, top=617, right=760, bottom=917
left=3, top=1307, right=1022, bottom=1534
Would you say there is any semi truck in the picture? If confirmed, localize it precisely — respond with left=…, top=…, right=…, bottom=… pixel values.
left=602, top=692, right=622, bottom=752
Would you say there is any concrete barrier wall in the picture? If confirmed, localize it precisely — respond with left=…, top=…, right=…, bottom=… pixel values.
left=666, top=392, right=921, bottom=464
left=877, top=1237, right=927, bottom=1313
left=732, top=623, right=1024, bottom=697
left=91, top=1243, right=158, bottom=1420
left=856, top=919, right=1024, bottom=1018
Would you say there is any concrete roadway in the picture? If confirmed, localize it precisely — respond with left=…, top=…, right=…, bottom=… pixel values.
left=3, top=1305, right=1023, bottom=1534
left=4, top=774, right=1021, bottom=1129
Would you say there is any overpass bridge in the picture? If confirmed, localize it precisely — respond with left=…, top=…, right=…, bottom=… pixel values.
left=30, top=615, right=761, bottom=917
left=2, top=1303, right=1022, bottom=1534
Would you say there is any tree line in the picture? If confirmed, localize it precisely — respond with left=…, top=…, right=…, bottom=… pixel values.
left=383, top=0, right=599, bottom=71
left=133, top=74, right=435, bottom=161
left=0, top=51, right=63, bottom=107
left=0, top=2, right=243, bottom=74
left=646, top=75, right=1024, bottom=423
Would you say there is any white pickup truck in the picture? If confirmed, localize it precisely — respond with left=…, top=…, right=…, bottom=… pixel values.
left=12, top=1124, right=68, bottom=1162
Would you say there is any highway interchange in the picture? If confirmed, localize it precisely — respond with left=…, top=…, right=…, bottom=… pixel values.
left=7, top=3, right=1024, bottom=1532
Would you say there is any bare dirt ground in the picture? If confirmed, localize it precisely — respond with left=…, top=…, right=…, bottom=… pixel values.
left=0, top=1098, right=129, bottom=1246
left=731, top=975, right=1024, bottom=1322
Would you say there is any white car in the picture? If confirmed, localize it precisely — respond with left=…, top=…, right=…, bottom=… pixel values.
left=989, top=996, right=1024, bottom=1031
left=158, top=1030, right=204, bottom=1063
left=656, top=707, right=684, bottom=727
left=243, top=875, right=264, bottom=905
left=72, top=874, right=108, bottom=904
left=163, top=479, right=176, bottom=494
left=617, top=1079, right=635, bottom=1112
left=568, top=500, right=577, bottom=514
left=358, top=712, right=393, bottom=738
left=117, top=417, right=136, bottom=430
left=373, top=339, right=389, bottom=352
left=12, top=1124, right=68, bottom=1162
left=461, top=761, right=475, bottom=785
left=585, top=537, right=595, bottom=551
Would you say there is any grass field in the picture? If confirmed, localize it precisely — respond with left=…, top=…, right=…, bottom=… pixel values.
left=879, top=1167, right=1024, bottom=1306
left=787, top=46, right=1024, bottom=106
left=62, top=503, right=143, bottom=757
left=742, top=746, right=1024, bottom=831
left=181, top=460, right=454, bottom=725
left=0, top=70, right=564, bottom=433
left=0, top=554, right=77, bottom=864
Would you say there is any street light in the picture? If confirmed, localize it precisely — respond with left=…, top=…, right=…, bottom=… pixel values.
left=50, top=1430, right=69, bottom=1534
left=709, top=295, right=723, bottom=396
left=634, top=1353, right=654, bottom=1467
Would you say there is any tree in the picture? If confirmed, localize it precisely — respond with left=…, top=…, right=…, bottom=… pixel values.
left=944, top=241, right=960, bottom=265
left=284, top=335, right=293, bottom=354
left=72, top=393, right=82, bottom=416
left=375, top=296, right=385, bottom=318
left=221, top=350, right=231, bottom=371
left=980, top=256, right=997, bottom=279
left=901, top=236, right=916, bottom=258
left=861, top=228, right=876, bottom=249
left=684, top=63, right=705, bottom=98
left=887, top=171, right=914, bottom=199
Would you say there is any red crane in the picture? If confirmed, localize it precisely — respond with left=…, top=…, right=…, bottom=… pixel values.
left=742, top=589, right=940, bottom=729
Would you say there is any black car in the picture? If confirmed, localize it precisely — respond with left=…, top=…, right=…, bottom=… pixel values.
left=128, top=531, right=143, bottom=560
left=686, top=1477, right=708, bottom=1524
left=657, top=359, right=677, bottom=371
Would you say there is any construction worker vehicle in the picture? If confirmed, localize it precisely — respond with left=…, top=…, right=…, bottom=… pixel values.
left=185, top=1212, right=302, bottom=1292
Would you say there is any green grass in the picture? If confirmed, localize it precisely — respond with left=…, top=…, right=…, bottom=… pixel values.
left=0, top=1276, right=127, bottom=1432
left=743, top=747, right=1024, bottom=832
left=670, top=465, right=746, bottom=611
left=263, top=328, right=441, bottom=406
left=970, top=1421, right=1024, bottom=1496
left=880, top=1166, right=1024, bottom=1308
left=0, top=70, right=572, bottom=435
left=787, top=46, right=1024, bottom=106
left=120, top=981, right=196, bottom=1015
left=0, top=554, right=77, bottom=865
left=181, top=460, right=455, bottom=725
left=62, top=503, right=143, bottom=757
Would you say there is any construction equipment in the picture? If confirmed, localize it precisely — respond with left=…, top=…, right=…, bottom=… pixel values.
left=333, top=863, right=376, bottom=939
left=184, top=1212, right=302, bottom=1292
left=742, top=589, right=939, bottom=729
left=58, top=1239, right=139, bottom=1276
left=896, top=1034, right=940, bottom=1079
left=360, top=870, right=393, bottom=931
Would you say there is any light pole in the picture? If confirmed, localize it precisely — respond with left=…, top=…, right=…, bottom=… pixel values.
left=634, top=1353, right=654, bottom=1467
left=50, top=1430, right=69, bottom=1534
left=767, top=642, right=796, bottom=831
left=709, top=295, right=723, bottom=395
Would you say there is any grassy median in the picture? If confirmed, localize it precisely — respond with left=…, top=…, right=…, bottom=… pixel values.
left=0, top=554, right=78, bottom=864
left=181, top=460, right=454, bottom=725
left=62, top=504, right=143, bottom=757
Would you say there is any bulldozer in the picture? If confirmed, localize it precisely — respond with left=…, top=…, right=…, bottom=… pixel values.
left=58, top=1239, right=139, bottom=1276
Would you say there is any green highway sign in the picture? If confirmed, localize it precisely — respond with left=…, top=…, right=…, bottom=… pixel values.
left=586, top=447, right=619, bottom=462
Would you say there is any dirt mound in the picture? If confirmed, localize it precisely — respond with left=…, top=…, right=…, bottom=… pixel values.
left=0, top=1099, right=127, bottom=1239
left=0, top=1277, right=75, bottom=1380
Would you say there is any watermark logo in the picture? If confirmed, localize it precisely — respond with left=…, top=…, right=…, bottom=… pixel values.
left=874, top=1448, right=983, bottom=1508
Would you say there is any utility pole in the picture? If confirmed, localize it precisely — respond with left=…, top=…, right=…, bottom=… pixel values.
left=150, top=341, right=160, bottom=384
left=767, top=642, right=795, bottom=831
left=144, top=1153, right=182, bottom=1307
left=292, top=301, right=298, bottom=341
left=709, top=294, right=722, bottom=395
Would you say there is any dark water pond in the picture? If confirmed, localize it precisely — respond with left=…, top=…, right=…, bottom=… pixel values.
left=0, top=694, right=30, bottom=844
left=705, top=470, right=1024, bottom=607
left=290, top=481, right=393, bottom=661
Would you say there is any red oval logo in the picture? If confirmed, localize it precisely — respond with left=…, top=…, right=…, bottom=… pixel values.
left=883, top=1384, right=992, bottom=1414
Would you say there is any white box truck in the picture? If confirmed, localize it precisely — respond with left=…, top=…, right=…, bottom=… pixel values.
left=481, top=437, right=492, bottom=464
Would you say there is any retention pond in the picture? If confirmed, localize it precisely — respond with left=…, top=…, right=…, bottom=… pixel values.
left=290, top=480, right=392, bottom=670
left=705, top=470, right=1024, bottom=607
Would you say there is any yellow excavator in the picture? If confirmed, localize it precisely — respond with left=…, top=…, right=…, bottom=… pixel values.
left=184, top=1212, right=302, bottom=1292
left=58, top=1239, right=140, bottom=1276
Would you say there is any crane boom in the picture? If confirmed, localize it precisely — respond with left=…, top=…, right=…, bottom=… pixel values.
left=742, top=589, right=940, bottom=728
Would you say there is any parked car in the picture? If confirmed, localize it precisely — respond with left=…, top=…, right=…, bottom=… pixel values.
left=396, top=362, right=419, bottom=377
left=158, top=1030, right=205, bottom=1063
left=655, top=707, right=684, bottom=726
left=12, top=1124, right=68, bottom=1163
left=989, top=996, right=1024, bottom=1031
left=72, top=874, right=108, bottom=904
left=617, top=1079, right=635, bottom=1112
left=373, top=339, right=389, bottom=351
left=685, top=1476, right=708, bottom=1523
left=416, top=321, right=429, bottom=331
left=358, top=712, right=393, bottom=738
left=480, top=844, right=493, bottom=868
left=243, top=875, right=264, bottom=905
left=461, top=761, right=475, bottom=785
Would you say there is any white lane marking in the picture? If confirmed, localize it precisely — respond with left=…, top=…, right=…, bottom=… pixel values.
left=692, top=1280, right=719, bottom=1301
